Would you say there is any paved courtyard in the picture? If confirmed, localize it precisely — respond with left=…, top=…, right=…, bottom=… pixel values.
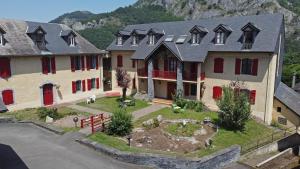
left=0, top=123, right=147, bottom=169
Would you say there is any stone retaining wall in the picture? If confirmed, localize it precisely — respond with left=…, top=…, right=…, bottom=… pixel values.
left=78, top=138, right=240, bottom=169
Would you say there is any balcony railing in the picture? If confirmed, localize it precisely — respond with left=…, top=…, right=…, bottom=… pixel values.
left=137, top=68, right=147, bottom=77
left=183, top=72, right=197, bottom=81
left=152, top=70, right=176, bottom=79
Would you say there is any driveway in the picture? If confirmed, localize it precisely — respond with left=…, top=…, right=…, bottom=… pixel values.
left=0, top=123, right=147, bottom=169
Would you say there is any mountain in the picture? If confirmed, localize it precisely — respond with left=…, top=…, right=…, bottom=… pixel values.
left=50, top=11, right=95, bottom=25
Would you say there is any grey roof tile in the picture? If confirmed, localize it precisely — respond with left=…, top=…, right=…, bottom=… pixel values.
left=275, top=82, right=300, bottom=116
left=107, top=14, right=284, bottom=62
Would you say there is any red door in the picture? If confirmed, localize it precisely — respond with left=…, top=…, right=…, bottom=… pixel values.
left=167, top=82, right=176, bottom=100
left=43, top=84, right=53, bottom=106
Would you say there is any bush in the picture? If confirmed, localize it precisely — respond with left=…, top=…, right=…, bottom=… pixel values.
left=37, top=107, right=62, bottom=120
left=217, top=86, right=251, bottom=130
left=195, top=102, right=203, bottom=112
left=107, top=110, right=133, bottom=136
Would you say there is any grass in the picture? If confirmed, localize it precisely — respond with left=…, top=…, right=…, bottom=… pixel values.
left=165, top=123, right=200, bottom=137
left=77, top=97, right=150, bottom=113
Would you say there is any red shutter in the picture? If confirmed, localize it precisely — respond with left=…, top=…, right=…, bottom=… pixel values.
left=96, top=56, right=99, bottom=70
left=96, top=78, right=100, bottom=89
left=87, top=79, right=91, bottom=91
left=250, top=90, right=256, bottom=105
left=252, top=59, right=258, bottom=76
left=2, top=90, right=14, bottom=105
left=86, top=56, right=90, bottom=71
left=71, top=56, right=75, bottom=72
left=214, top=58, right=223, bottom=73
left=213, top=86, right=222, bottom=99
left=81, top=56, right=85, bottom=71
left=164, top=59, right=168, bottom=71
left=41, top=57, right=48, bottom=74
left=72, top=81, right=76, bottom=93
left=235, top=58, right=241, bottom=75
left=0, top=58, right=12, bottom=78
left=184, top=83, right=190, bottom=96
left=51, top=57, right=56, bottom=74
left=117, top=55, right=123, bottom=67
left=82, top=80, right=86, bottom=92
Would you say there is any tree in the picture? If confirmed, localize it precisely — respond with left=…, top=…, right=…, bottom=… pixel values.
left=115, top=68, right=131, bottom=101
left=217, top=85, right=251, bottom=130
left=107, top=109, right=133, bottom=136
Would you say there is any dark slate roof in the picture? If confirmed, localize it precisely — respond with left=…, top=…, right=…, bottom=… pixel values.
left=0, top=19, right=103, bottom=56
left=107, top=14, right=284, bottom=62
left=0, top=97, right=7, bottom=112
left=275, top=82, right=300, bottom=116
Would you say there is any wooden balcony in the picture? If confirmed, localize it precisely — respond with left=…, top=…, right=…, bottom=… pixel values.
left=152, top=70, right=176, bottom=79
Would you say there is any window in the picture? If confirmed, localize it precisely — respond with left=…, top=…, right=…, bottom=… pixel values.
left=216, top=32, right=224, bottom=44
left=191, top=33, right=200, bottom=44
left=213, top=86, right=222, bottom=99
left=0, top=33, right=4, bottom=46
left=236, top=58, right=258, bottom=76
left=86, top=56, right=98, bottom=70
left=214, top=58, right=224, bottom=73
left=74, top=56, right=81, bottom=70
left=278, top=117, right=287, bottom=125
left=117, top=55, right=123, bottom=67
left=41, top=57, right=56, bottom=74
left=132, top=35, right=137, bottom=45
left=70, top=36, right=75, bottom=46
left=117, top=36, right=123, bottom=45
left=36, top=29, right=46, bottom=50
left=277, top=107, right=282, bottom=112
left=2, top=90, right=14, bottom=105
left=190, top=84, right=197, bottom=96
left=244, top=31, right=254, bottom=44
left=76, top=80, right=81, bottom=92
left=234, top=88, right=256, bottom=105
left=241, top=59, right=252, bottom=75
left=0, top=57, right=11, bottom=78
left=149, top=34, right=155, bottom=45
left=91, top=56, right=97, bottom=69
left=91, top=78, right=96, bottom=89
left=168, top=58, right=177, bottom=72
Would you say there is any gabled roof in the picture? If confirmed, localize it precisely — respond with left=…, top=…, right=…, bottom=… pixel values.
left=190, top=25, right=208, bottom=33
left=241, top=22, right=261, bottom=32
left=275, top=82, right=300, bottom=116
left=61, top=30, right=77, bottom=37
left=147, top=28, right=164, bottom=35
left=107, top=13, right=284, bottom=62
left=116, top=30, right=131, bottom=36
left=26, top=25, right=47, bottom=34
left=0, top=19, right=103, bottom=56
left=131, top=29, right=147, bottom=35
left=213, top=24, right=232, bottom=33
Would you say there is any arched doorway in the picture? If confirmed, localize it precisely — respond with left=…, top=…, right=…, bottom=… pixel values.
left=43, top=84, right=53, bottom=106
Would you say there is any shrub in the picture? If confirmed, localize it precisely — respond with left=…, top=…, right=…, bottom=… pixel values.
left=217, top=86, right=251, bottom=130
left=107, top=109, right=133, bottom=136
left=37, top=107, right=62, bottom=120
left=195, top=102, right=203, bottom=112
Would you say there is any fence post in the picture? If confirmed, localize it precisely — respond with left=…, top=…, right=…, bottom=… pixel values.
left=91, top=116, right=94, bottom=133
left=80, top=119, right=84, bottom=128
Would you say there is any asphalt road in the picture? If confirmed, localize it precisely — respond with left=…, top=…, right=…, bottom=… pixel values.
left=0, top=123, right=146, bottom=169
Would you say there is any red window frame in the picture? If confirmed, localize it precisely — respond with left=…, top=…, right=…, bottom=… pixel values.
left=2, top=89, right=14, bottom=105
left=235, top=58, right=258, bottom=76
left=117, top=55, right=123, bottom=67
left=0, top=57, right=11, bottom=78
left=213, top=86, right=222, bottom=99
left=214, top=58, right=224, bottom=73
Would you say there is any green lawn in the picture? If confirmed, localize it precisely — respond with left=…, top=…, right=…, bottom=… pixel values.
left=165, top=123, right=200, bottom=137
left=77, top=97, right=150, bottom=113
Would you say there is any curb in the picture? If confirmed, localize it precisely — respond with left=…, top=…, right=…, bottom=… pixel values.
left=19, top=121, right=65, bottom=135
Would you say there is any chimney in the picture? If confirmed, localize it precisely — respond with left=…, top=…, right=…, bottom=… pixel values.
left=292, top=72, right=296, bottom=88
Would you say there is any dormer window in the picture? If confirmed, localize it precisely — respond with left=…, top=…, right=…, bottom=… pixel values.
left=132, top=35, right=137, bottom=45
left=241, top=22, right=260, bottom=49
left=189, top=25, right=208, bottom=45
left=60, top=30, right=77, bottom=47
left=213, top=24, right=232, bottom=45
left=191, top=33, right=200, bottom=44
left=27, top=26, right=47, bottom=50
left=0, top=33, right=4, bottom=46
left=117, top=36, right=123, bottom=45
left=149, top=34, right=155, bottom=45
left=70, top=36, right=76, bottom=47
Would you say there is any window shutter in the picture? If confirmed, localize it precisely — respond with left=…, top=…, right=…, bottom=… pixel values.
left=41, top=57, right=48, bottom=74
left=250, top=90, right=256, bottom=105
left=214, top=58, right=224, bottom=73
left=164, top=59, right=168, bottom=71
left=87, top=79, right=91, bottom=91
left=96, top=78, right=100, bottom=89
left=86, top=56, right=90, bottom=71
left=184, top=83, right=190, bottom=96
left=81, top=56, right=85, bottom=71
left=71, top=56, right=75, bottom=72
left=82, top=80, right=86, bottom=92
left=235, top=58, right=241, bottom=75
left=96, top=56, right=99, bottom=70
left=2, top=90, right=13, bottom=105
left=0, top=58, right=12, bottom=78
left=252, top=59, right=258, bottom=76
left=72, top=81, right=76, bottom=93
left=117, top=55, right=123, bottom=67
left=51, top=57, right=56, bottom=74
left=213, top=86, right=222, bottom=99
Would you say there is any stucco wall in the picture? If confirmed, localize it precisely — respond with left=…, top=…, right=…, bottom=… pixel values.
left=0, top=55, right=102, bottom=111
left=202, top=52, right=277, bottom=123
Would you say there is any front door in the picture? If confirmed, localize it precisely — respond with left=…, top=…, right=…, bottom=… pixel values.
left=43, top=84, right=53, bottom=106
left=167, top=82, right=176, bottom=100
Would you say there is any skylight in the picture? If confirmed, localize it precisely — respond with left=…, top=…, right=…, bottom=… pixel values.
left=176, top=35, right=187, bottom=44
left=164, top=35, right=174, bottom=42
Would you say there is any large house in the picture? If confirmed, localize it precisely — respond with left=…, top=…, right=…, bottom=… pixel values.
left=107, top=14, right=286, bottom=125
left=0, top=19, right=104, bottom=111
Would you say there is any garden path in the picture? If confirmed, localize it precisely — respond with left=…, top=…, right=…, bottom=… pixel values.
left=132, top=103, right=168, bottom=121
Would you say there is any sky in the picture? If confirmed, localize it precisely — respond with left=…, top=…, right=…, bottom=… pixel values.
left=1, top=0, right=137, bottom=22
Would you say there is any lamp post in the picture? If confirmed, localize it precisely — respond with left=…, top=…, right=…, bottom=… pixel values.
left=73, top=117, right=79, bottom=128
left=126, top=134, right=132, bottom=147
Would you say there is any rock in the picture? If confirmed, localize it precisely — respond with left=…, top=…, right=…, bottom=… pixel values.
left=142, top=119, right=154, bottom=128
left=194, top=128, right=207, bottom=136
left=136, top=143, right=143, bottom=147
left=45, top=116, right=53, bottom=123
left=157, top=115, right=163, bottom=122
left=133, top=128, right=144, bottom=133
left=205, top=139, right=213, bottom=147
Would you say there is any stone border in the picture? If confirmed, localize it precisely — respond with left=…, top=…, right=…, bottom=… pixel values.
left=77, top=138, right=240, bottom=169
